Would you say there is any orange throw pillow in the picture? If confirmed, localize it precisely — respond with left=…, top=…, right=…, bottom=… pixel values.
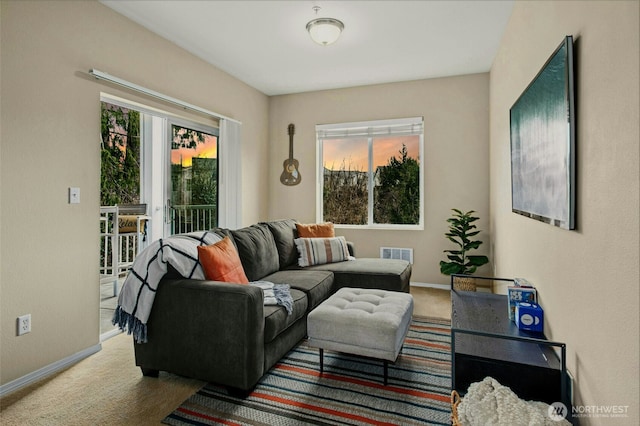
left=197, top=236, right=249, bottom=284
left=296, top=222, right=335, bottom=238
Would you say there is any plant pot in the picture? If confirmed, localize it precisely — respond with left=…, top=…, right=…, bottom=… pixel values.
left=453, top=276, right=477, bottom=292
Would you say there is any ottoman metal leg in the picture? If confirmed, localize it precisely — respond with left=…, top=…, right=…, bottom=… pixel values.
left=384, top=360, right=388, bottom=385
left=319, top=348, right=390, bottom=386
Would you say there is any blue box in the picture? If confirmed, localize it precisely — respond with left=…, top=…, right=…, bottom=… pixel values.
left=515, top=302, right=544, bottom=332
left=508, top=286, right=537, bottom=321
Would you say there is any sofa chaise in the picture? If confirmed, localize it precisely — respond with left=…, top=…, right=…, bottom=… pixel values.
left=133, top=219, right=412, bottom=392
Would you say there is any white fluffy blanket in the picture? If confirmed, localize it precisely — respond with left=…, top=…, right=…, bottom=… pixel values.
left=458, top=377, right=571, bottom=426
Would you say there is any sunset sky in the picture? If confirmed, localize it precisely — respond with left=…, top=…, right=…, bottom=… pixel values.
left=171, top=134, right=218, bottom=168
left=323, top=135, right=420, bottom=171
left=169, top=134, right=419, bottom=170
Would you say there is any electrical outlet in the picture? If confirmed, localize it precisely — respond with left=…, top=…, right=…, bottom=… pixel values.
left=17, top=314, right=31, bottom=336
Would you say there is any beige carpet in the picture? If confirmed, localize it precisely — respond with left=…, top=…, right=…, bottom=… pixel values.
left=411, top=285, right=452, bottom=319
left=0, top=286, right=450, bottom=425
left=0, top=335, right=204, bottom=425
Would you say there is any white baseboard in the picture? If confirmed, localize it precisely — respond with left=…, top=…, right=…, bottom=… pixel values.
left=410, top=281, right=451, bottom=290
left=100, top=328, right=122, bottom=342
left=0, top=343, right=102, bottom=397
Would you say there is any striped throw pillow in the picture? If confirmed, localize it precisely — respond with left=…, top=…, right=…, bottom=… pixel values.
left=294, top=236, right=350, bottom=267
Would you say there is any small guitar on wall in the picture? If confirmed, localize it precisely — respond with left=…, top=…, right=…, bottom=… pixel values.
left=280, top=123, right=301, bottom=186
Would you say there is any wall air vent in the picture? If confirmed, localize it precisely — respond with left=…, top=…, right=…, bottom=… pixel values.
left=380, top=247, right=413, bottom=264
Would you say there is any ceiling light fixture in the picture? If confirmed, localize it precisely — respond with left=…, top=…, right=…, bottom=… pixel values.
left=306, top=6, right=344, bottom=46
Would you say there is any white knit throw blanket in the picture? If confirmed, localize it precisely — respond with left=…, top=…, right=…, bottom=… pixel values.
left=113, top=231, right=222, bottom=343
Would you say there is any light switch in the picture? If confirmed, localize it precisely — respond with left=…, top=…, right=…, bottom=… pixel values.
left=69, top=187, right=80, bottom=204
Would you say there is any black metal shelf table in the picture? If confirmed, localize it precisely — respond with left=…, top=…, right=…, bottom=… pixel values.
left=450, top=278, right=570, bottom=410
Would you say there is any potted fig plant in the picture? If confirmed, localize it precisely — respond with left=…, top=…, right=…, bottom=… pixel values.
left=440, top=209, right=489, bottom=291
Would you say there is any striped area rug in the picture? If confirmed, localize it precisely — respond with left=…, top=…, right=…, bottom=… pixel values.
left=163, top=316, right=451, bottom=426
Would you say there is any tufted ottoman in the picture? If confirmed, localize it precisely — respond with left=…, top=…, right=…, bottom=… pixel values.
left=307, top=287, right=414, bottom=385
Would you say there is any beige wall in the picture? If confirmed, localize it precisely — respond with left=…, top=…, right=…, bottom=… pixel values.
left=0, top=0, right=268, bottom=385
left=269, top=74, right=491, bottom=285
left=490, top=1, right=639, bottom=422
left=5, top=1, right=637, bottom=419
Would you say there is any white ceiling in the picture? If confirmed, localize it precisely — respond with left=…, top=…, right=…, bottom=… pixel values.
left=101, top=0, right=514, bottom=96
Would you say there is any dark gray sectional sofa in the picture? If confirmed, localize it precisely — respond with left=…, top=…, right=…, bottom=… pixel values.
left=134, top=219, right=411, bottom=392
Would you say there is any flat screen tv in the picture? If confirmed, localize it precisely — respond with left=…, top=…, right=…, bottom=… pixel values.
left=510, top=35, right=576, bottom=230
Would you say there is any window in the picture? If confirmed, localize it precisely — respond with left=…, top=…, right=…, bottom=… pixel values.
left=316, top=117, right=424, bottom=229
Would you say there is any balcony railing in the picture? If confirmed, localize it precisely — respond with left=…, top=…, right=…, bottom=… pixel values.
left=100, top=206, right=149, bottom=296
left=99, top=204, right=216, bottom=296
left=171, top=204, right=217, bottom=234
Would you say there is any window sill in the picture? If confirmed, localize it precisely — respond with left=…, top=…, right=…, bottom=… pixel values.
left=334, top=224, right=424, bottom=231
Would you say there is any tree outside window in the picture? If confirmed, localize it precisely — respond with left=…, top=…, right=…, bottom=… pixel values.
left=374, top=143, right=420, bottom=225
left=100, top=102, right=140, bottom=207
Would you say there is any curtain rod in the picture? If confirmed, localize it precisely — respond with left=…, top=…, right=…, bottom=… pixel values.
left=88, top=69, right=241, bottom=124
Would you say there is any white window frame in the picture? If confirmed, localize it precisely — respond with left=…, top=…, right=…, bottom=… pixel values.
left=316, top=117, right=424, bottom=230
